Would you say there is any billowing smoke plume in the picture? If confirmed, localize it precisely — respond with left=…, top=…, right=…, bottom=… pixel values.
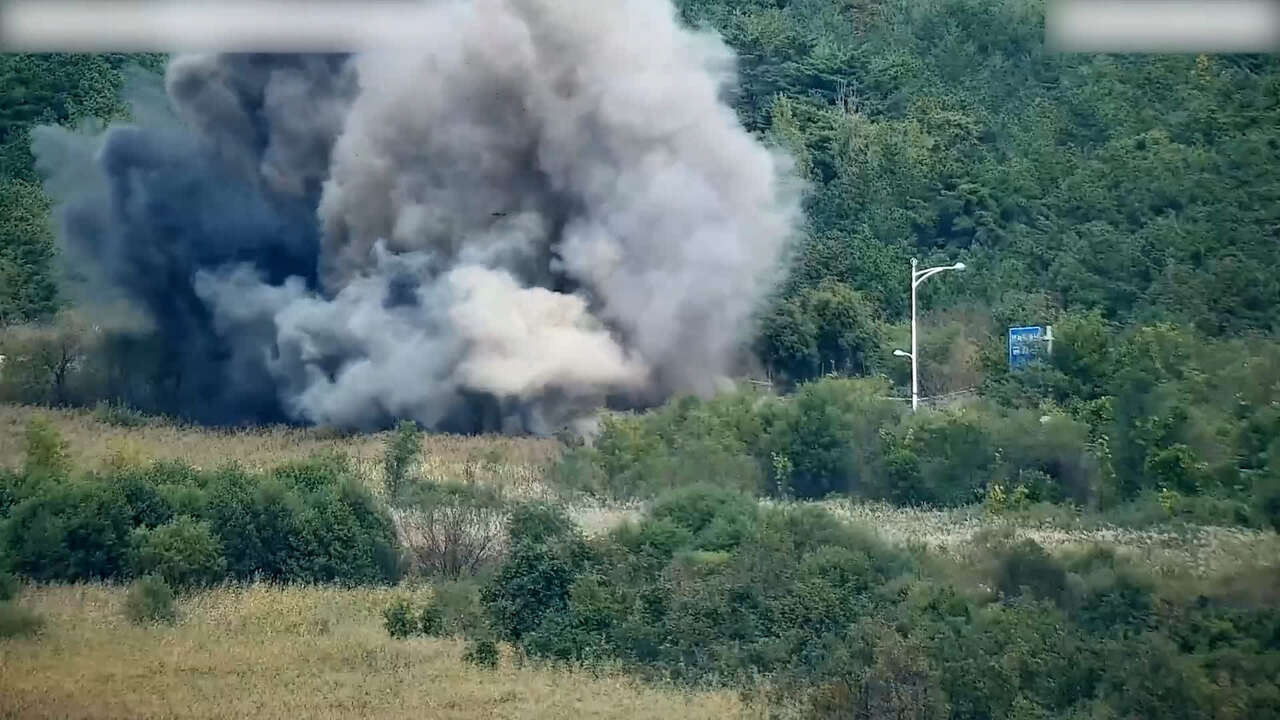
left=32, top=0, right=801, bottom=433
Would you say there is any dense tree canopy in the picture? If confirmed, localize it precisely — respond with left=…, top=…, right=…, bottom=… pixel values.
left=1, top=0, right=1277, bottom=411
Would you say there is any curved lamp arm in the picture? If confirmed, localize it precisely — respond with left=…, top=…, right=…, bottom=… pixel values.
left=912, top=262, right=966, bottom=289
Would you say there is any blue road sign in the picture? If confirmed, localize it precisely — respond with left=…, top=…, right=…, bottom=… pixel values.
left=1008, top=326, right=1044, bottom=369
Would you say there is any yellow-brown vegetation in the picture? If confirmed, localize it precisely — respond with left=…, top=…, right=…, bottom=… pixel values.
left=0, top=404, right=557, bottom=494
left=0, top=584, right=744, bottom=720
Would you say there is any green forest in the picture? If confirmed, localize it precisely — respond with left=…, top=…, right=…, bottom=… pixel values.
left=3, top=1, right=1280, bottom=716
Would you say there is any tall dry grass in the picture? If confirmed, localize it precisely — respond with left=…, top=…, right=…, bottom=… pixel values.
left=0, top=584, right=745, bottom=720
left=0, top=404, right=557, bottom=492
left=807, top=497, right=1280, bottom=579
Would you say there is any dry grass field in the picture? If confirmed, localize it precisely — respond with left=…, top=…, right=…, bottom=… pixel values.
left=810, top=498, right=1280, bottom=581
left=0, top=584, right=744, bottom=720
left=0, top=404, right=558, bottom=496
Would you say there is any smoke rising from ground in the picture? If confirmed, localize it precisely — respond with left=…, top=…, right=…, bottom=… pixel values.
left=32, top=0, right=801, bottom=433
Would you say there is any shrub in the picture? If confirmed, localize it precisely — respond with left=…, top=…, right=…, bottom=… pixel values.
left=0, top=569, right=17, bottom=601
left=462, top=637, right=499, bottom=669
left=128, top=516, right=226, bottom=590
left=396, top=481, right=506, bottom=578
left=876, top=407, right=1000, bottom=507
left=92, top=400, right=149, bottom=427
left=289, top=478, right=401, bottom=584
left=124, top=574, right=177, bottom=624
left=807, top=626, right=949, bottom=720
left=420, top=600, right=445, bottom=637
left=384, top=420, right=421, bottom=499
left=106, top=467, right=176, bottom=527
left=1254, top=469, right=1280, bottom=532
left=992, top=410, right=1100, bottom=505
left=270, top=452, right=348, bottom=492
left=0, top=468, right=24, bottom=516
left=507, top=502, right=581, bottom=547
left=546, top=448, right=607, bottom=495
left=22, top=417, right=69, bottom=481
left=648, top=484, right=758, bottom=551
left=202, top=469, right=300, bottom=580
left=565, top=391, right=773, bottom=500
left=1060, top=545, right=1155, bottom=634
left=202, top=466, right=400, bottom=585
left=2, top=480, right=134, bottom=582
left=482, top=505, right=591, bottom=644
left=767, top=378, right=905, bottom=499
left=431, top=579, right=486, bottom=636
left=994, top=539, right=1068, bottom=605
left=0, top=602, right=44, bottom=638
left=383, top=597, right=418, bottom=639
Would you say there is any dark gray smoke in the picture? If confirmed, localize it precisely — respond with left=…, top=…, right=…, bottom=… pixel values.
left=32, top=0, right=801, bottom=433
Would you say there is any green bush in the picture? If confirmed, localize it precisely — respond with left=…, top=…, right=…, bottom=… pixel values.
left=649, top=484, right=758, bottom=546
left=271, top=452, right=352, bottom=494
left=0, top=468, right=31, bottom=516
left=479, top=499, right=916, bottom=684
left=0, top=602, right=44, bottom=638
left=124, top=574, right=177, bottom=624
left=202, top=469, right=301, bottom=580
left=92, top=400, right=149, bottom=427
left=877, top=408, right=997, bottom=507
left=1060, top=546, right=1155, bottom=634
left=462, top=636, right=499, bottom=669
left=289, top=477, right=401, bottom=584
left=482, top=504, right=591, bottom=644
left=128, top=516, right=226, bottom=590
left=1254, top=469, right=1280, bottom=532
left=561, top=391, right=773, bottom=500
left=22, top=418, right=69, bottom=481
left=766, top=378, right=905, bottom=499
left=419, top=600, right=445, bottom=637
left=106, top=467, right=176, bottom=527
left=3, top=454, right=403, bottom=588
left=2, top=480, right=134, bottom=581
left=0, top=569, right=17, bottom=601
left=384, top=420, right=421, bottom=499
left=382, top=597, right=418, bottom=639
left=991, top=410, right=1100, bottom=505
left=203, top=466, right=400, bottom=585
left=994, top=539, right=1068, bottom=605
left=431, top=579, right=486, bottom=636
left=506, top=502, right=581, bottom=548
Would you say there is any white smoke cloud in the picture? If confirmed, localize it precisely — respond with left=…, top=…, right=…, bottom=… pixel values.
left=37, top=0, right=803, bottom=433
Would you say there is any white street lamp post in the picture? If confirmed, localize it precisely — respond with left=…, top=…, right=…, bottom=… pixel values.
left=896, top=258, right=966, bottom=411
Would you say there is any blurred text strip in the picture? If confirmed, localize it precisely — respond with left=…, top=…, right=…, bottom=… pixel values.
left=1046, top=0, right=1280, bottom=53
left=0, top=0, right=438, bottom=52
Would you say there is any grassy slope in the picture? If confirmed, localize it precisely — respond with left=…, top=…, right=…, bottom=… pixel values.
left=0, top=584, right=742, bottom=720
left=0, top=404, right=557, bottom=495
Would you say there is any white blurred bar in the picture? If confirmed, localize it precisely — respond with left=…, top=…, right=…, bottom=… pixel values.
left=0, top=0, right=438, bottom=52
left=1047, top=0, right=1280, bottom=53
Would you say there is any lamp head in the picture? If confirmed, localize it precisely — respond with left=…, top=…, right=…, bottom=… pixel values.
left=953, top=262, right=966, bottom=271
left=893, top=349, right=910, bottom=358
